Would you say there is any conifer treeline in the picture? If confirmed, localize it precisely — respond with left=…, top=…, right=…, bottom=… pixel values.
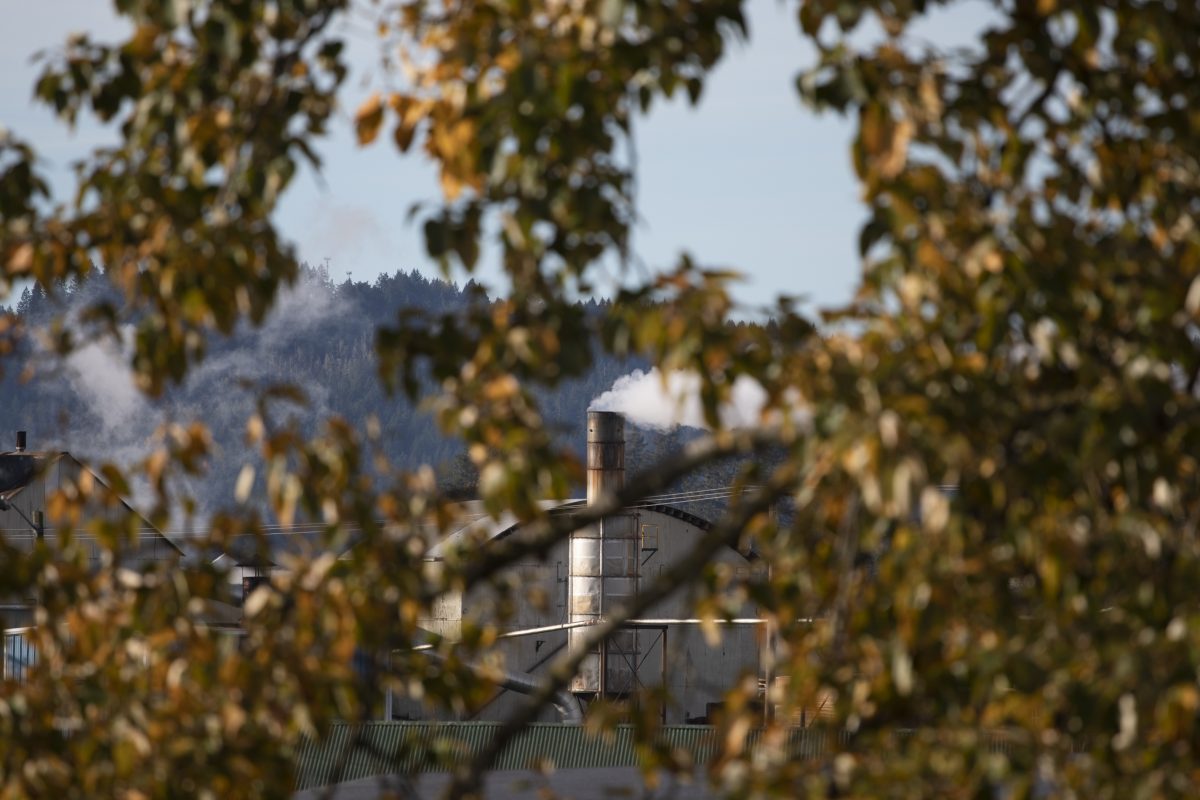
left=3, top=267, right=747, bottom=518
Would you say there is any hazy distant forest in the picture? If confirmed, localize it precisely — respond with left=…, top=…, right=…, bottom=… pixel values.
left=1, top=266, right=743, bottom=525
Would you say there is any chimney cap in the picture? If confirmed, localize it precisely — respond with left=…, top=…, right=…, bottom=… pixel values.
left=586, top=411, right=625, bottom=504
left=586, top=410, right=625, bottom=438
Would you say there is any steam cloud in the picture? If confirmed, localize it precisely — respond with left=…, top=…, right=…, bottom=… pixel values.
left=589, top=367, right=773, bottom=431
left=63, top=325, right=158, bottom=458
left=64, top=332, right=144, bottom=435
left=45, top=272, right=349, bottom=524
left=57, top=324, right=162, bottom=511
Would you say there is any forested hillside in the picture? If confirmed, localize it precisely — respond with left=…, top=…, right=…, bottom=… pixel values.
left=1, top=267, right=750, bottom=524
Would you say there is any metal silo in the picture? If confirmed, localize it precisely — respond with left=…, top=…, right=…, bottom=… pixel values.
left=569, top=411, right=640, bottom=695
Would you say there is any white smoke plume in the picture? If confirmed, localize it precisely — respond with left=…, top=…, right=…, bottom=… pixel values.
left=38, top=271, right=349, bottom=525
left=61, top=324, right=158, bottom=466
left=185, top=272, right=347, bottom=415
left=46, top=323, right=164, bottom=516
left=589, top=367, right=776, bottom=431
left=64, top=331, right=143, bottom=431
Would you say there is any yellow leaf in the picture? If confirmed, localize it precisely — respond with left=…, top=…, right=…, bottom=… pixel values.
left=1185, top=276, right=1200, bottom=316
left=879, top=118, right=914, bottom=179
left=495, top=46, right=520, bottom=74
left=724, top=714, right=751, bottom=755
left=919, top=72, right=942, bottom=120
left=439, top=169, right=465, bottom=201
left=394, top=121, right=416, bottom=153
left=699, top=611, right=720, bottom=647
left=125, top=24, right=160, bottom=59
left=234, top=464, right=255, bottom=503
left=861, top=104, right=883, bottom=155
left=390, top=94, right=432, bottom=129
left=482, top=374, right=519, bottom=402
left=222, top=702, right=247, bottom=737
left=7, top=243, right=33, bottom=274
left=244, top=586, right=271, bottom=618
left=354, top=93, right=385, bottom=146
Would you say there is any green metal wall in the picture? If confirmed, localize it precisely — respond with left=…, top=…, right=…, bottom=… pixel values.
left=294, top=722, right=832, bottom=791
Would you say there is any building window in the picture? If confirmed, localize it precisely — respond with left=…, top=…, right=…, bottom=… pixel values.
left=640, top=523, right=659, bottom=551
left=603, top=538, right=638, bottom=576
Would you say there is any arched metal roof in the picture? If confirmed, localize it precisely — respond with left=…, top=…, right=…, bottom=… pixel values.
left=491, top=499, right=714, bottom=543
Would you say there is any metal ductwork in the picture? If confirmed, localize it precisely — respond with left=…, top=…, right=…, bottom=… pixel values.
left=402, top=652, right=583, bottom=724
left=569, top=411, right=640, bottom=695
left=495, top=668, right=584, bottom=724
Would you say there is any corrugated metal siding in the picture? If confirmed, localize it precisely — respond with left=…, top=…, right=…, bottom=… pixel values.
left=0, top=454, right=181, bottom=565
left=2, top=630, right=36, bottom=682
left=293, top=723, right=833, bottom=791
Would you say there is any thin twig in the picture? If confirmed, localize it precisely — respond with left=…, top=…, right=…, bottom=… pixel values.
left=431, top=425, right=794, bottom=603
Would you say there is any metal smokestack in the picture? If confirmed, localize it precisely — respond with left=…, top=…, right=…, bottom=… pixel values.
left=14, top=431, right=26, bottom=453
left=569, top=411, right=639, bottom=696
left=586, top=411, right=625, bottom=504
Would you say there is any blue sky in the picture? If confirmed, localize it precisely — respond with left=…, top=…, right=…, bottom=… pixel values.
left=1, top=1, right=992, bottom=313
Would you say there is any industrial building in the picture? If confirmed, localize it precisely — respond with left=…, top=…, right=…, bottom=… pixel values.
left=212, top=411, right=771, bottom=725
left=0, top=431, right=184, bottom=588
left=2, top=416, right=773, bottom=726
left=1, top=418, right=791, bottom=796
left=399, top=411, right=767, bottom=725
left=0, top=430, right=186, bottom=679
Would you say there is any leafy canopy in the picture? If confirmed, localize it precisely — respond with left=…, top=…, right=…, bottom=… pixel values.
left=2, top=0, right=1200, bottom=797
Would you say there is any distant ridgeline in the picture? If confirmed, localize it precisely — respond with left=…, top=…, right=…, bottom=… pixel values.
left=0, top=266, right=759, bottom=520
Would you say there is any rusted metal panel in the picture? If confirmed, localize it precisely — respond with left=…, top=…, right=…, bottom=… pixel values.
left=585, top=411, right=625, bottom=503
left=569, top=651, right=602, bottom=693
left=568, top=576, right=602, bottom=616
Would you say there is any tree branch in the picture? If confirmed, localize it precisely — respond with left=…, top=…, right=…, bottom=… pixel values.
left=828, top=494, right=861, bottom=664
left=426, top=425, right=795, bottom=604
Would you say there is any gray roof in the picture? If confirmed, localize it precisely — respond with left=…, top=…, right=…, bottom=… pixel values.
left=0, top=453, right=37, bottom=505
left=0, top=449, right=183, bottom=557
left=427, top=498, right=718, bottom=560
left=217, top=527, right=364, bottom=569
left=214, top=497, right=727, bottom=568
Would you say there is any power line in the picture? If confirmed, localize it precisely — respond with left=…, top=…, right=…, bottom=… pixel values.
left=0, top=486, right=760, bottom=540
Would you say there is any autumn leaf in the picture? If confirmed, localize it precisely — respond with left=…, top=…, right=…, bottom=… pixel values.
left=354, top=92, right=385, bottom=146
left=878, top=118, right=913, bottom=179
left=7, top=242, right=33, bottom=273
